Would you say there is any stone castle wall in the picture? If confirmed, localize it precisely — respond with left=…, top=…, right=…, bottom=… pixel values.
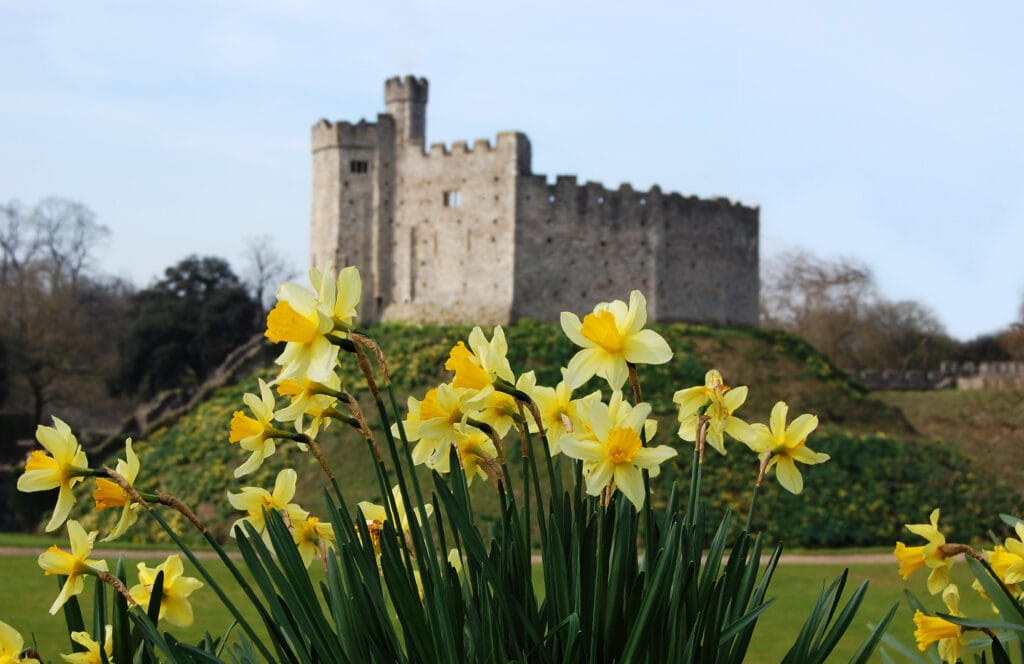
left=311, top=76, right=760, bottom=326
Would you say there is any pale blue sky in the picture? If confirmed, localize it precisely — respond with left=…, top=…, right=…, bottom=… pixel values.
left=2, top=1, right=1021, bottom=340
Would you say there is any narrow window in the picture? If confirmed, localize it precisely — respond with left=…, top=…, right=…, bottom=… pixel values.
left=349, top=160, right=369, bottom=174
left=443, top=190, right=461, bottom=208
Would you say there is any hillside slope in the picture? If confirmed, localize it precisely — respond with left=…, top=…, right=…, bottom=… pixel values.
left=64, top=321, right=1019, bottom=546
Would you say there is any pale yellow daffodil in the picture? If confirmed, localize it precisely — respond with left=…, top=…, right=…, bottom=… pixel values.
left=38, top=520, right=108, bottom=614
left=130, top=555, right=204, bottom=627
left=913, top=583, right=968, bottom=662
left=59, top=626, right=112, bottom=664
left=229, top=378, right=284, bottom=477
left=405, top=383, right=489, bottom=469
left=17, top=417, right=89, bottom=532
left=673, top=370, right=752, bottom=455
left=515, top=370, right=598, bottom=455
left=894, top=508, right=954, bottom=595
left=358, top=485, right=434, bottom=555
left=93, top=438, right=142, bottom=541
left=427, top=424, right=499, bottom=485
left=275, top=373, right=341, bottom=439
left=737, top=401, right=828, bottom=494
left=0, top=619, right=40, bottom=664
left=560, top=290, right=672, bottom=390
left=289, top=509, right=336, bottom=568
left=558, top=396, right=677, bottom=510
left=445, top=326, right=515, bottom=392
left=265, top=278, right=338, bottom=383
left=311, top=265, right=362, bottom=328
left=227, top=468, right=306, bottom=540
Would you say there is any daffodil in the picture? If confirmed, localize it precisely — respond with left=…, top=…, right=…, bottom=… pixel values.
left=993, top=522, right=1024, bottom=585
left=358, top=485, right=434, bottom=555
left=894, top=508, right=954, bottom=595
left=311, top=265, right=362, bottom=328
left=737, top=401, right=828, bottom=494
left=38, top=520, right=108, bottom=614
left=913, top=583, right=968, bottom=662
left=673, top=370, right=752, bottom=455
left=0, top=619, right=39, bottom=664
left=428, top=425, right=499, bottom=485
left=17, top=417, right=89, bottom=532
left=230, top=378, right=286, bottom=477
left=290, top=510, right=336, bottom=568
left=227, top=468, right=305, bottom=539
left=445, top=326, right=515, bottom=391
left=59, top=626, right=112, bottom=664
left=515, top=370, right=597, bottom=455
left=558, top=396, right=677, bottom=510
left=404, top=383, right=487, bottom=469
left=560, top=290, right=672, bottom=390
left=93, top=438, right=142, bottom=541
left=275, top=373, right=341, bottom=438
left=265, top=277, right=338, bottom=383
left=130, top=555, right=204, bottom=627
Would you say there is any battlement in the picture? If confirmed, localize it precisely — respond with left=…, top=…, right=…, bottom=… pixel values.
left=311, top=75, right=760, bottom=326
left=385, top=75, right=429, bottom=104
left=311, top=117, right=381, bottom=152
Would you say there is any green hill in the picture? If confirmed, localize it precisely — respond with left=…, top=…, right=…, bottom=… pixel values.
left=62, top=321, right=1020, bottom=547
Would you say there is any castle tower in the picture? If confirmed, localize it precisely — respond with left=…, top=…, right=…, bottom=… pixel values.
left=385, top=75, right=428, bottom=145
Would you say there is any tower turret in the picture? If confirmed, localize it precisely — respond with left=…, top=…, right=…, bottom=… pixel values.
left=385, top=75, right=428, bottom=144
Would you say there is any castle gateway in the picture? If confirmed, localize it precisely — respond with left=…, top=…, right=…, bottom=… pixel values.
left=311, top=76, right=759, bottom=326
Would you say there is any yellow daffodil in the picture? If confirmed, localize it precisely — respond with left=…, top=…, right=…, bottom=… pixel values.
left=38, top=520, right=108, bottom=615
left=737, top=401, right=828, bottom=494
left=560, top=290, right=672, bottom=390
left=229, top=378, right=285, bottom=477
left=913, top=583, right=968, bottom=662
left=993, top=522, right=1024, bottom=585
left=93, top=438, right=142, bottom=541
left=558, top=396, right=677, bottom=510
left=358, top=485, right=434, bottom=555
left=427, top=425, right=499, bottom=485
left=227, top=468, right=305, bottom=539
left=289, top=510, right=336, bottom=568
left=445, top=326, right=515, bottom=392
left=311, top=265, right=362, bottom=328
left=0, top=619, right=40, bottom=664
left=17, top=417, right=89, bottom=532
left=59, top=626, right=112, bottom=664
left=405, top=383, right=487, bottom=469
left=265, top=278, right=338, bottom=383
left=894, top=508, right=954, bottom=595
left=673, top=370, right=752, bottom=455
left=275, top=373, right=341, bottom=438
left=515, top=370, right=598, bottom=455
left=130, top=555, right=204, bottom=627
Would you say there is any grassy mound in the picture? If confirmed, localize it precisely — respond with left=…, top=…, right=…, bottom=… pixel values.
left=65, top=321, right=1016, bottom=546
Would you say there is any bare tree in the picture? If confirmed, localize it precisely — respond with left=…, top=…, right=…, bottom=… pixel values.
left=0, top=197, right=116, bottom=423
left=761, top=249, right=953, bottom=370
left=240, top=234, right=296, bottom=320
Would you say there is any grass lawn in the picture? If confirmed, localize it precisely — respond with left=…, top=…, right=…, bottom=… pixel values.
left=0, top=547, right=1007, bottom=663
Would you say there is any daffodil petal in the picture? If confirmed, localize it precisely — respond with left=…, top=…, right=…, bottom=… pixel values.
left=621, top=329, right=672, bottom=365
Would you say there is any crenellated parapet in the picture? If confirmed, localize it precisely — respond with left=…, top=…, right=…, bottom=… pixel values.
left=311, top=118, right=382, bottom=152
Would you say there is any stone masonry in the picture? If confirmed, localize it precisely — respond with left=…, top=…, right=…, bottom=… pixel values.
left=311, top=75, right=760, bottom=325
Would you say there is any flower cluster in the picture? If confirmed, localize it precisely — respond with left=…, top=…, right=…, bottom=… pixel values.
left=894, top=510, right=1024, bottom=661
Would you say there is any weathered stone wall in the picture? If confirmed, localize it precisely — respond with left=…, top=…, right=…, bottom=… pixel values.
left=311, top=76, right=760, bottom=326
left=379, top=133, right=526, bottom=323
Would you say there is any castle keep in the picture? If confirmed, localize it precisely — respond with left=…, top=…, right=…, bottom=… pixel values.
left=311, top=76, right=759, bottom=325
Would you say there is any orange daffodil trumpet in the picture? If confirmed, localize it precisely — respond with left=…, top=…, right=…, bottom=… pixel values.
left=17, top=417, right=90, bottom=532
left=92, top=438, right=142, bottom=541
left=894, top=508, right=955, bottom=595
left=560, top=290, right=672, bottom=390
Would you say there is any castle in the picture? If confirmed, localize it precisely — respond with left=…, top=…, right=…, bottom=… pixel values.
left=310, top=76, right=760, bottom=325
